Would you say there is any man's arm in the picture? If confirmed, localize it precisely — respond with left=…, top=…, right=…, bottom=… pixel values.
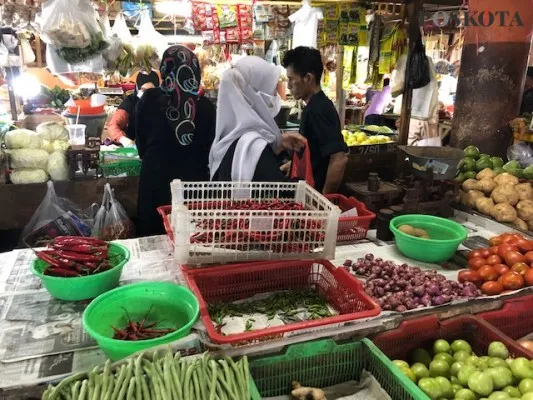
left=322, top=151, right=348, bottom=194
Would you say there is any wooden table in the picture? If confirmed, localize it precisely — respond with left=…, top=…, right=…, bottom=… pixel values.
left=0, top=177, right=139, bottom=231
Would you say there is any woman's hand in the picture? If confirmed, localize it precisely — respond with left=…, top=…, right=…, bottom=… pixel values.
left=281, top=132, right=307, bottom=152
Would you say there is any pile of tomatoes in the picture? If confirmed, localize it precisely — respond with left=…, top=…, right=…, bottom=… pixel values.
left=458, top=232, right=533, bottom=296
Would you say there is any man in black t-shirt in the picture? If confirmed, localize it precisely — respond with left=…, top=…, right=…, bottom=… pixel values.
left=282, top=47, right=348, bottom=194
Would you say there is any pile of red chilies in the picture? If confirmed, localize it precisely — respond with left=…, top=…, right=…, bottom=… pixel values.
left=113, top=308, right=176, bottom=341
left=36, top=236, right=111, bottom=278
left=189, top=200, right=326, bottom=252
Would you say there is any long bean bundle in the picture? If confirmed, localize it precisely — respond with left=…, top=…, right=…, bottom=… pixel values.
left=42, top=350, right=251, bottom=400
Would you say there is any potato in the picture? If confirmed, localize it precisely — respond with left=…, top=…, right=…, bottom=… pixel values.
left=491, top=184, right=519, bottom=205
left=515, top=183, right=533, bottom=201
left=462, top=179, right=479, bottom=192
left=413, top=228, right=430, bottom=238
left=398, top=224, right=416, bottom=235
left=475, top=197, right=495, bottom=215
left=514, top=218, right=528, bottom=230
left=463, top=190, right=485, bottom=208
left=490, top=203, right=517, bottom=222
left=477, top=179, right=497, bottom=195
left=493, top=172, right=519, bottom=186
left=528, top=219, right=533, bottom=232
left=476, top=168, right=496, bottom=180
left=516, top=199, right=533, bottom=221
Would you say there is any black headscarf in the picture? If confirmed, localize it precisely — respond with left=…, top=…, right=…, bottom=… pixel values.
left=159, top=45, right=201, bottom=146
left=118, top=71, right=160, bottom=139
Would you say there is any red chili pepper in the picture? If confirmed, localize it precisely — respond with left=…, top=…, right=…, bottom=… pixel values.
left=53, top=236, right=107, bottom=247
left=36, top=251, right=63, bottom=268
left=55, top=250, right=105, bottom=263
left=44, top=267, right=81, bottom=277
left=53, top=243, right=108, bottom=255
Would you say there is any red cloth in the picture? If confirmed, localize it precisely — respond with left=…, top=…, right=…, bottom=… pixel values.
left=290, top=145, right=315, bottom=187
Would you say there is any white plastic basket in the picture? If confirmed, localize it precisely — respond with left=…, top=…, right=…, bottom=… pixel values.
left=170, top=180, right=340, bottom=266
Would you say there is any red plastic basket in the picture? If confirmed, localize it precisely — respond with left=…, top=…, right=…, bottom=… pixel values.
left=183, top=259, right=381, bottom=345
left=157, top=205, right=173, bottom=243
left=325, top=194, right=375, bottom=243
left=478, top=295, right=533, bottom=358
left=371, top=314, right=530, bottom=361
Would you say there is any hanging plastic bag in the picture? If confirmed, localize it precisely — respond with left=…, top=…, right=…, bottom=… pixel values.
left=100, top=183, right=135, bottom=240
left=92, top=183, right=111, bottom=238
left=100, top=10, right=123, bottom=68
left=21, top=181, right=92, bottom=246
left=0, top=40, right=9, bottom=67
left=290, top=145, right=315, bottom=187
left=20, top=37, right=36, bottom=64
left=390, top=54, right=406, bottom=97
left=134, top=9, right=167, bottom=64
left=507, top=142, right=533, bottom=169
left=111, top=13, right=133, bottom=44
left=409, top=38, right=430, bottom=89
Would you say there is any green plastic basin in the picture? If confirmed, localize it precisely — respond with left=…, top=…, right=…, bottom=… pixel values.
left=31, top=243, right=129, bottom=301
left=390, top=214, right=467, bottom=263
left=83, top=281, right=200, bottom=360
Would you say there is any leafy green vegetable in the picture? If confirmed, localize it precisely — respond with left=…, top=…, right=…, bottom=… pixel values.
left=57, top=33, right=108, bottom=64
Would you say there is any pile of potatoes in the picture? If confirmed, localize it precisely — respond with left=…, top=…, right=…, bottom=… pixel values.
left=459, top=168, right=533, bottom=231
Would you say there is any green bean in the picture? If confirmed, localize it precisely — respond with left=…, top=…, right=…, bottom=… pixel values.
left=79, top=380, right=89, bottom=400
left=103, top=377, right=115, bottom=400
left=126, top=377, right=136, bottom=400
left=180, top=359, right=188, bottom=388
left=117, top=359, right=134, bottom=400
left=101, top=360, right=111, bottom=396
left=219, top=360, right=237, bottom=399
left=144, top=365, right=163, bottom=400
left=71, top=381, right=81, bottom=399
left=153, top=359, right=170, bottom=400
left=192, top=365, right=205, bottom=400
left=111, top=364, right=127, bottom=400
left=61, top=387, right=73, bottom=400
left=48, top=372, right=85, bottom=400
left=226, top=357, right=244, bottom=399
left=169, top=358, right=183, bottom=399
left=217, top=372, right=237, bottom=400
left=135, top=355, right=144, bottom=400
left=153, top=367, right=168, bottom=400
left=242, top=356, right=250, bottom=400
left=215, top=380, right=228, bottom=400
left=91, top=374, right=102, bottom=400
left=183, top=362, right=194, bottom=399
left=208, top=360, right=218, bottom=400
left=163, top=357, right=176, bottom=400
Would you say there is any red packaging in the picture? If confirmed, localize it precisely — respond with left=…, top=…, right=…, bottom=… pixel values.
left=226, top=27, right=240, bottom=43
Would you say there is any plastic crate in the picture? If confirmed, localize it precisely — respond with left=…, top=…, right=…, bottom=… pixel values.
left=169, top=180, right=340, bottom=265
left=183, top=259, right=380, bottom=345
left=99, top=148, right=141, bottom=177
left=325, top=194, right=376, bottom=243
left=248, top=338, right=423, bottom=399
left=479, top=295, right=533, bottom=358
left=372, top=314, right=530, bottom=363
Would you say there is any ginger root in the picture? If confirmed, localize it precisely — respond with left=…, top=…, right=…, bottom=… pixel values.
left=291, top=380, right=326, bottom=400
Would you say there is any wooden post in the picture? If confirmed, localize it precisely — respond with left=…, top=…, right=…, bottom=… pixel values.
left=398, top=0, right=424, bottom=146
left=335, top=44, right=345, bottom=128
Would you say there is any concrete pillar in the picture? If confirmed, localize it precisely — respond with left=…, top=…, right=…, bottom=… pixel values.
left=450, top=0, right=533, bottom=157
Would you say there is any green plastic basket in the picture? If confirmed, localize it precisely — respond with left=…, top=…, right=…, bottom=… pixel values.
left=31, top=243, right=129, bottom=301
left=100, top=148, right=141, bottom=177
left=248, top=338, right=423, bottom=399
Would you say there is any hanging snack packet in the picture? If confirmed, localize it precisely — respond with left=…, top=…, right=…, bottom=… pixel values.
left=217, top=5, right=238, bottom=29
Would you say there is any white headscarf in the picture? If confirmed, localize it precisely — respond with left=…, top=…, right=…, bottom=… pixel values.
left=209, top=56, right=282, bottom=181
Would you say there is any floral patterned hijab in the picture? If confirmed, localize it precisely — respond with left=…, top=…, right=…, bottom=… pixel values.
left=159, top=45, right=201, bottom=146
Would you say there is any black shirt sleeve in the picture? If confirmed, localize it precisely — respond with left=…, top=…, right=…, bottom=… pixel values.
left=305, top=107, right=348, bottom=158
left=252, top=145, right=290, bottom=182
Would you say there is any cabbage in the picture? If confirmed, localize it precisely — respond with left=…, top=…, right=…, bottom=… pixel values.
left=10, top=149, right=50, bottom=169
left=36, top=122, right=69, bottom=142
left=5, top=129, right=43, bottom=149
left=41, top=139, right=54, bottom=153
left=52, top=140, right=70, bottom=152
left=10, top=169, right=48, bottom=184
left=47, top=151, right=68, bottom=181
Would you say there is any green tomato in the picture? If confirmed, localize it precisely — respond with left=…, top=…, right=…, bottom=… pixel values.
left=519, top=378, right=533, bottom=394
left=452, top=340, right=473, bottom=355
left=486, top=367, right=514, bottom=389
left=434, top=339, right=452, bottom=355
left=452, top=383, right=464, bottom=394
left=489, top=358, right=510, bottom=369
left=455, top=388, right=477, bottom=400
left=412, top=362, right=430, bottom=380
left=451, top=376, right=462, bottom=386
left=430, top=359, right=451, bottom=378
left=455, top=172, right=467, bottom=183
left=489, top=342, right=510, bottom=360
left=464, top=146, right=481, bottom=159
left=435, top=352, right=454, bottom=366
left=455, top=351, right=472, bottom=363
left=435, top=376, right=453, bottom=398
left=451, top=361, right=466, bottom=377
left=493, top=167, right=505, bottom=175
left=418, top=377, right=443, bottom=400
left=491, top=157, right=504, bottom=169
left=523, top=165, right=533, bottom=180
left=511, top=358, right=533, bottom=380
left=459, top=365, right=479, bottom=386
left=479, top=153, right=491, bottom=160
left=464, top=170, right=478, bottom=179
left=393, top=360, right=410, bottom=370
left=466, top=356, right=480, bottom=367
left=502, top=386, right=521, bottom=398
left=468, top=371, right=494, bottom=396
left=476, top=158, right=494, bottom=171
left=400, top=366, right=417, bottom=383
left=488, top=391, right=513, bottom=400
left=522, top=393, right=533, bottom=400
left=412, top=348, right=432, bottom=367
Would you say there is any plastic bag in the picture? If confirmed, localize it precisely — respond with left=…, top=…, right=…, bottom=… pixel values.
left=290, top=145, right=315, bottom=187
left=21, top=181, right=92, bottom=246
left=100, top=10, right=123, bottom=66
left=409, top=38, right=430, bottom=89
left=45, top=43, right=104, bottom=74
left=95, top=183, right=135, bottom=240
left=390, top=54, right=406, bottom=97
left=47, top=151, right=68, bottom=181
left=507, top=142, right=533, bottom=168
left=134, top=10, right=167, bottom=61
left=111, top=13, right=133, bottom=44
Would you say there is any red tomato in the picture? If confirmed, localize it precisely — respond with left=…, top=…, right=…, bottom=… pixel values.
left=498, top=275, right=505, bottom=286
left=468, top=258, right=487, bottom=271
left=481, top=281, right=504, bottom=296
left=480, top=248, right=491, bottom=258
left=525, top=251, right=533, bottom=265
left=458, top=270, right=483, bottom=285
left=478, top=265, right=499, bottom=281
left=498, top=244, right=519, bottom=259
left=500, top=233, right=524, bottom=243
left=515, top=239, right=533, bottom=253
left=467, top=249, right=485, bottom=260
left=489, top=236, right=503, bottom=247
left=501, top=271, right=525, bottom=290
left=524, top=268, right=533, bottom=286
left=486, top=255, right=503, bottom=265
left=504, top=251, right=526, bottom=267
left=493, top=264, right=510, bottom=276
left=511, top=262, right=530, bottom=276
left=489, top=246, right=500, bottom=255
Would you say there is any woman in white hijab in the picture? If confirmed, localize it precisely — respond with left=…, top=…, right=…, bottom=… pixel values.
left=209, top=56, right=306, bottom=181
